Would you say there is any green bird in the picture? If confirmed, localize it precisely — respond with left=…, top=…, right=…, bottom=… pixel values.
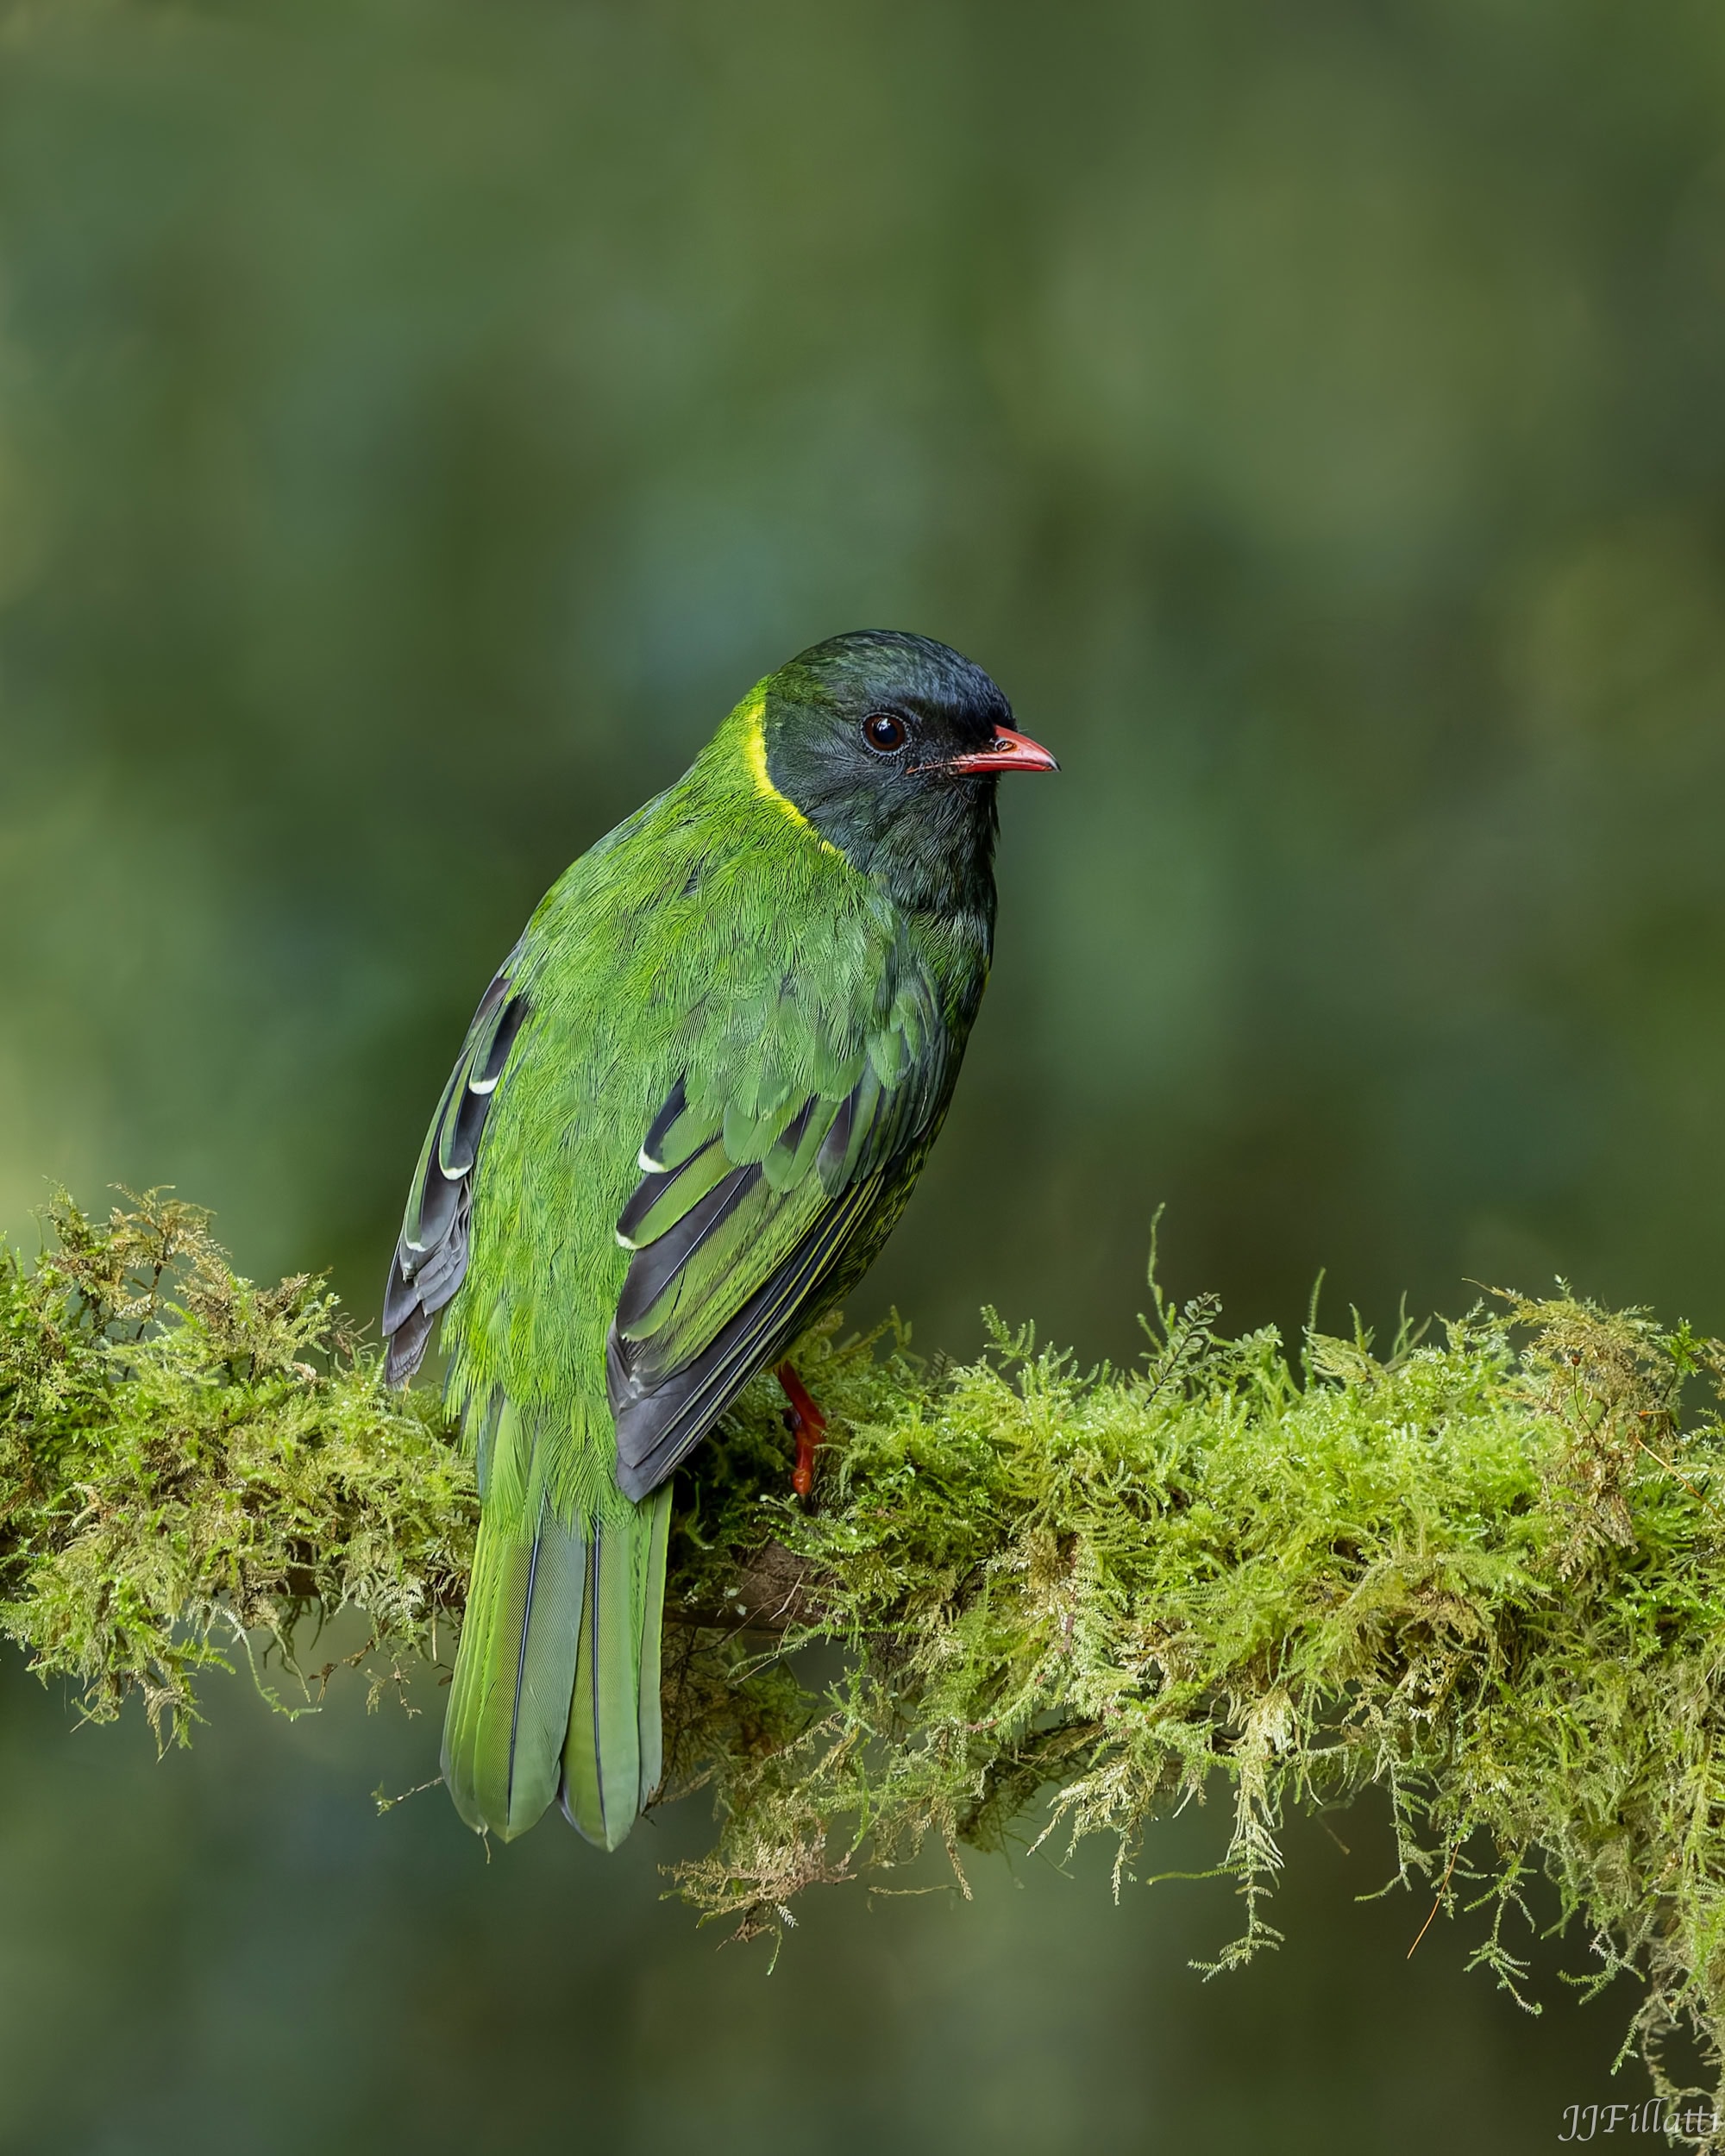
left=383, top=630, right=1057, bottom=1847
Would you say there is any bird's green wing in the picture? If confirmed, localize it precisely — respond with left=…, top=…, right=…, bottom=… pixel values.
left=382, top=948, right=530, bottom=1383
left=606, top=945, right=953, bottom=1500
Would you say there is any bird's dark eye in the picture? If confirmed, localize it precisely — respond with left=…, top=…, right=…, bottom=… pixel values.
left=862, top=712, right=907, bottom=754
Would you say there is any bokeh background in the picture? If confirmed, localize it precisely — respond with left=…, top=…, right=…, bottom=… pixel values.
left=4, top=1, right=1725, bottom=2148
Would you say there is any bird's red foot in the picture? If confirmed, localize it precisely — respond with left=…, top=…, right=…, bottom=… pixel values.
left=775, top=1363, right=826, bottom=1497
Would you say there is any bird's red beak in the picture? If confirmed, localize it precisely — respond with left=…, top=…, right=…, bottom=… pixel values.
left=940, top=726, right=1060, bottom=776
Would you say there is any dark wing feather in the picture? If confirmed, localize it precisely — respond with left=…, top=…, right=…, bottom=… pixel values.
left=605, top=963, right=952, bottom=1501
left=608, top=1173, right=884, bottom=1499
left=614, top=1161, right=761, bottom=1333
left=383, top=957, right=529, bottom=1385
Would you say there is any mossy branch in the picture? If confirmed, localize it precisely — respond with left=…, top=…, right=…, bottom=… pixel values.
left=6, top=1192, right=1725, bottom=2137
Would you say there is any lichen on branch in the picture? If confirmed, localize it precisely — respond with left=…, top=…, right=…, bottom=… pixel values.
left=4, top=1190, right=1725, bottom=2137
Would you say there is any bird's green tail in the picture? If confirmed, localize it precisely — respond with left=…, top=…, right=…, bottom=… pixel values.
left=442, top=1488, right=673, bottom=1848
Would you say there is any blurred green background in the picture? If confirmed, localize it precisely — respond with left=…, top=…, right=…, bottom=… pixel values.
left=4, top=0, right=1725, bottom=2147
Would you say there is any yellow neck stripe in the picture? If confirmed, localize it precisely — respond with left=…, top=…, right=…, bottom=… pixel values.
left=741, top=690, right=842, bottom=857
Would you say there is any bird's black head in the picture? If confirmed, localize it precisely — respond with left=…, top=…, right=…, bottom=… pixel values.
left=759, top=630, right=1056, bottom=917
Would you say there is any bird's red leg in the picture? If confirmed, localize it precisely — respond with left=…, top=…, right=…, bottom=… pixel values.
left=775, top=1363, right=826, bottom=1498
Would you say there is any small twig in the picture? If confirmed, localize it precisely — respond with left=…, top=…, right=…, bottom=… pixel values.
left=1408, top=1843, right=1460, bottom=1960
left=373, top=1775, right=443, bottom=1815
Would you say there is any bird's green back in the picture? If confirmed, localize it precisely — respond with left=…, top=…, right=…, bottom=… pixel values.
left=442, top=681, right=990, bottom=1537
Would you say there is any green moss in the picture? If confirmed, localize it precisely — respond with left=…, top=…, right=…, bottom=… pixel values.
left=6, top=1194, right=1725, bottom=2128
left=0, top=1191, right=474, bottom=1735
